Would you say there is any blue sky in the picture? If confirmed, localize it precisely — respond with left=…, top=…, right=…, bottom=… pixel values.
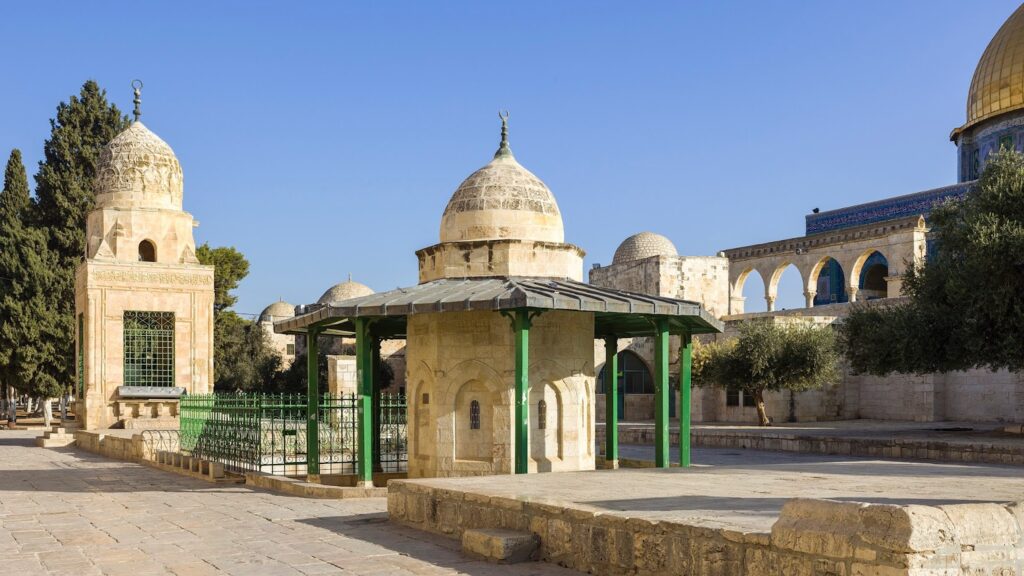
left=1, top=1, right=1019, bottom=314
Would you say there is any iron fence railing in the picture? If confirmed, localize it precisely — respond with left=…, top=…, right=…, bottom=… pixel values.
left=179, top=393, right=406, bottom=476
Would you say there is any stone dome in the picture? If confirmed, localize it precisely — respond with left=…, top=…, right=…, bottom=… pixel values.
left=317, top=280, right=374, bottom=305
left=439, top=117, right=563, bottom=244
left=258, top=300, right=295, bottom=323
left=962, top=4, right=1024, bottom=131
left=612, top=232, right=678, bottom=264
left=95, top=121, right=184, bottom=211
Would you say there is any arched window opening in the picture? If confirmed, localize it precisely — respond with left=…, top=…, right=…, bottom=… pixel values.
left=538, top=399, right=547, bottom=429
left=813, top=258, right=847, bottom=306
left=469, top=400, right=480, bottom=430
left=772, top=263, right=803, bottom=310
left=597, top=351, right=653, bottom=394
left=138, top=240, right=157, bottom=262
left=858, top=252, right=889, bottom=300
left=740, top=269, right=767, bottom=313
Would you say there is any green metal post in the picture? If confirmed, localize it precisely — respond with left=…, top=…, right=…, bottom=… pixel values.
left=355, top=318, right=374, bottom=486
left=680, top=332, right=693, bottom=468
left=603, top=337, right=619, bottom=469
left=513, top=309, right=531, bottom=474
left=371, top=337, right=382, bottom=473
left=654, top=318, right=670, bottom=468
left=305, top=329, right=320, bottom=477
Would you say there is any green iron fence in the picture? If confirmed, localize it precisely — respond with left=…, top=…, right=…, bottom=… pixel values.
left=179, top=393, right=406, bottom=476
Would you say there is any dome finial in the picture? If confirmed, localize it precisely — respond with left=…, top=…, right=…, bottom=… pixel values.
left=131, top=79, right=144, bottom=123
left=494, top=110, right=512, bottom=158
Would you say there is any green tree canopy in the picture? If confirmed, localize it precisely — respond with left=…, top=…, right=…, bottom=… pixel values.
left=196, top=243, right=282, bottom=391
left=0, top=150, right=63, bottom=399
left=695, top=319, right=840, bottom=426
left=28, top=81, right=128, bottom=392
left=841, top=149, right=1024, bottom=375
left=196, top=243, right=250, bottom=314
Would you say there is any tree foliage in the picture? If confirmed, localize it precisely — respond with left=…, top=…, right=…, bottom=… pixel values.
left=195, top=243, right=282, bottom=391
left=0, top=150, right=63, bottom=398
left=841, top=149, right=1024, bottom=375
left=196, top=243, right=249, bottom=314
left=694, top=320, right=840, bottom=426
left=29, top=81, right=128, bottom=392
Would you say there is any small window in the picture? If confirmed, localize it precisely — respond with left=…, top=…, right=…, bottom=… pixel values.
left=726, top=389, right=740, bottom=407
left=538, top=399, right=547, bottom=430
left=286, top=343, right=295, bottom=355
left=138, top=240, right=156, bottom=262
left=469, top=400, right=480, bottom=430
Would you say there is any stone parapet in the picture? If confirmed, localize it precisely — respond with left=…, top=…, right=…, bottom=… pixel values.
left=388, top=480, right=1024, bottom=575
left=594, top=425, right=1024, bottom=466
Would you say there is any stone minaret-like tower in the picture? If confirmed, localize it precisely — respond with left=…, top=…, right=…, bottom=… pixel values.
left=74, top=83, right=214, bottom=430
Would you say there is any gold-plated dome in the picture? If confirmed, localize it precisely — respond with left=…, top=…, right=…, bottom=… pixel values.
left=961, top=4, right=1024, bottom=133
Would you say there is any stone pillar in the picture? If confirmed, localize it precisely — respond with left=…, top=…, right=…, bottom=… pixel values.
left=848, top=286, right=859, bottom=303
left=803, top=291, right=816, bottom=308
left=884, top=274, right=902, bottom=298
left=765, top=295, right=776, bottom=312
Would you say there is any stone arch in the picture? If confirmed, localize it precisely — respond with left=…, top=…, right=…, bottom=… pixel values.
left=766, top=261, right=806, bottom=311
left=407, top=360, right=436, bottom=467
left=738, top=267, right=770, bottom=313
left=138, top=239, right=157, bottom=262
left=529, top=382, right=563, bottom=468
left=850, top=249, right=890, bottom=301
left=809, top=255, right=848, bottom=305
left=439, top=359, right=509, bottom=468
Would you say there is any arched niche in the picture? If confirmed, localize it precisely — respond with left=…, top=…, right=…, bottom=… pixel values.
left=529, top=382, right=563, bottom=467
left=138, top=239, right=157, bottom=262
left=453, top=379, right=494, bottom=462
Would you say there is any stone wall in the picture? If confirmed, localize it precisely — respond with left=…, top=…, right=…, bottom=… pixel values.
left=389, top=481, right=1024, bottom=575
left=405, top=309, right=595, bottom=478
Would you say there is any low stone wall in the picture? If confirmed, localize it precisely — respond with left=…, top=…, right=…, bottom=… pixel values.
left=245, top=472, right=387, bottom=498
left=73, top=430, right=146, bottom=461
left=595, top=426, right=1024, bottom=466
left=388, top=481, right=1024, bottom=575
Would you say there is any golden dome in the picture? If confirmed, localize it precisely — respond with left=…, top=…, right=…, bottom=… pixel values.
left=961, top=4, right=1024, bottom=133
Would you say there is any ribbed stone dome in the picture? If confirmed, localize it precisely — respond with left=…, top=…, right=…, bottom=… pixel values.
left=439, top=117, right=563, bottom=243
left=612, top=232, right=678, bottom=264
left=317, top=280, right=374, bottom=305
left=258, top=300, right=295, bottom=323
left=95, top=121, right=183, bottom=211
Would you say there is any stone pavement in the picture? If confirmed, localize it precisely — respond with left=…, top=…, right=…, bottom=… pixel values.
left=0, top=431, right=573, bottom=576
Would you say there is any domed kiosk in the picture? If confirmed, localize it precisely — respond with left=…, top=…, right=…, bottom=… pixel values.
left=74, top=84, right=215, bottom=430
left=276, top=115, right=721, bottom=483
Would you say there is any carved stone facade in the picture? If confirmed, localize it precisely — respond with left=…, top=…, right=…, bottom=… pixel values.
left=75, top=120, right=214, bottom=430
left=406, top=310, right=594, bottom=477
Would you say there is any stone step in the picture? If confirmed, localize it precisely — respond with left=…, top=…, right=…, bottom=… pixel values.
left=461, top=529, right=539, bottom=564
left=36, top=436, right=76, bottom=448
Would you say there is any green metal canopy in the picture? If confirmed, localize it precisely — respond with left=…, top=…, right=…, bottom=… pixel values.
left=274, top=277, right=723, bottom=338
left=278, top=276, right=721, bottom=480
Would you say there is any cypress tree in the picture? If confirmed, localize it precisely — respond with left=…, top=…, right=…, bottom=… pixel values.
left=0, top=151, right=62, bottom=403
left=30, top=81, right=129, bottom=388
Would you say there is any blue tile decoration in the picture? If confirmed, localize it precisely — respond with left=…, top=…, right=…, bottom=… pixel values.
left=805, top=182, right=973, bottom=235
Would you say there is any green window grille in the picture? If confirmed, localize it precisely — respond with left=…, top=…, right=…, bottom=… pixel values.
left=123, top=311, right=175, bottom=387
left=77, top=314, right=84, bottom=398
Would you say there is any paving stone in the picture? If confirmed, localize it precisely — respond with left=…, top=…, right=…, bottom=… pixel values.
left=0, top=430, right=575, bottom=575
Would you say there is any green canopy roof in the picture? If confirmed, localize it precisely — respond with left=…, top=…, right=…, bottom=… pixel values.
left=276, top=277, right=723, bottom=339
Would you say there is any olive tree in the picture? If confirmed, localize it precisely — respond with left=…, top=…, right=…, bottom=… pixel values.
left=695, top=319, right=840, bottom=426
